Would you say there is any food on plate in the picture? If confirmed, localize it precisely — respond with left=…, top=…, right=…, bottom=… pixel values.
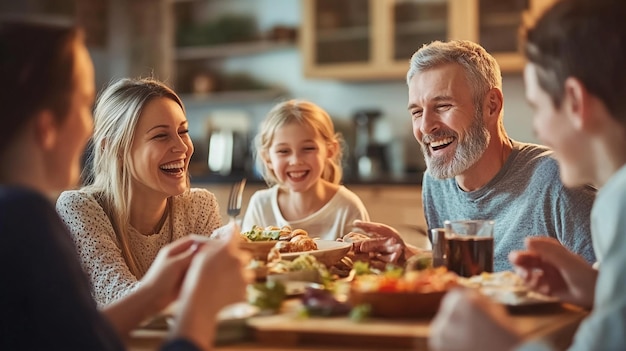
left=246, top=258, right=269, bottom=281
left=300, top=286, right=351, bottom=317
left=268, top=235, right=317, bottom=257
left=463, top=270, right=524, bottom=287
left=241, top=225, right=318, bottom=259
left=405, top=251, right=434, bottom=271
left=247, top=280, right=287, bottom=311
left=352, top=266, right=459, bottom=294
left=461, top=271, right=560, bottom=307
left=348, top=267, right=458, bottom=318
left=240, top=224, right=289, bottom=242
left=266, top=254, right=332, bottom=286
left=267, top=254, right=324, bottom=274
left=241, top=225, right=311, bottom=243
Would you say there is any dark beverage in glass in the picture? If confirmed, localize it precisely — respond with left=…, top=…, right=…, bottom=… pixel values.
left=446, top=235, right=494, bottom=277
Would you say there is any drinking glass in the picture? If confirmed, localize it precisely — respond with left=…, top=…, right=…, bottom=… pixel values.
left=430, top=228, right=447, bottom=268
left=444, top=220, right=495, bottom=277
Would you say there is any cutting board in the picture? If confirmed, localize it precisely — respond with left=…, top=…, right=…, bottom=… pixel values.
left=246, top=300, right=588, bottom=350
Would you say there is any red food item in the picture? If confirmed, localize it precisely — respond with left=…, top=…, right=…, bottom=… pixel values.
left=353, top=267, right=459, bottom=293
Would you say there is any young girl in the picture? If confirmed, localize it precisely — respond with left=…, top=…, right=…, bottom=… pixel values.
left=242, top=99, right=369, bottom=240
left=56, top=78, right=223, bottom=306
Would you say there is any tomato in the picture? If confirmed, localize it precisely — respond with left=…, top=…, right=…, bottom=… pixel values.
left=353, top=268, right=459, bottom=294
left=377, top=277, right=400, bottom=292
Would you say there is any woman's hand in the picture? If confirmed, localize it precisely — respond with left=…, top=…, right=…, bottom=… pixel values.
left=509, top=237, right=597, bottom=309
left=171, top=223, right=253, bottom=349
left=210, top=223, right=238, bottom=240
left=139, top=235, right=208, bottom=312
left=429, top=289, right=521, bottom=351
left=102, top=235, right=207, bottom=336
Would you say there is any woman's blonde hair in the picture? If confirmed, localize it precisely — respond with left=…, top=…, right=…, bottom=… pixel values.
left=82, top=77, right=186, bottom=278
left=254, top=99, right=344, bottom=187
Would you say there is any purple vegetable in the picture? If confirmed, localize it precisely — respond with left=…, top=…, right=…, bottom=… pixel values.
left=300, top=287, right=351, bottom=316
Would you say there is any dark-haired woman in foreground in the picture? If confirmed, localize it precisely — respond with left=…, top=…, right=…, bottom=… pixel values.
left=0, top=18, right=249, bottom=351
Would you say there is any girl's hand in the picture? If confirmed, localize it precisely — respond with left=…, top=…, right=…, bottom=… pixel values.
left=429, top=289, right=521, bottom=351
left=509, top=237, right=597, bottom=309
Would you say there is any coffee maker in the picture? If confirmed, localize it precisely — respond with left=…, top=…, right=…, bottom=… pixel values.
left=352, top=109, right=389, bottom=180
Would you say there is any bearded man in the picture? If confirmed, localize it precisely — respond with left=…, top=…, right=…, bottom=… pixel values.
left=404, top=40, right=596, bottom=271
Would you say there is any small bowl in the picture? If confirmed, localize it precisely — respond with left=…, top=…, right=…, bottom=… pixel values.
left=280, top=240, right=352, bottom=267
left=240, top=240, right=351, bottom=267
left=348, top=289, right=447, bottom=319
left=239, top=241, right=278, bottom=261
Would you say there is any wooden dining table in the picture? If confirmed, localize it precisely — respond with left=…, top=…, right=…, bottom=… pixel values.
left=128, top=298, right=588, bottom=351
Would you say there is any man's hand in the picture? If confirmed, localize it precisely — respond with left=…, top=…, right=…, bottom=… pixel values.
left=342, top=220, right=407, bottom=269
left=430, top=289, right=521, bottom=351
left=509, top=237, right=597, bottom=308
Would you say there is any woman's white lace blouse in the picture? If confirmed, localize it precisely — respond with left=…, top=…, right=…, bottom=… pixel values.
left=55, top=188, right=221, bottom=307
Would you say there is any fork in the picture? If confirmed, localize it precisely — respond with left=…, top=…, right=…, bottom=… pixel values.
left=227, top=178, right=247, bottom=223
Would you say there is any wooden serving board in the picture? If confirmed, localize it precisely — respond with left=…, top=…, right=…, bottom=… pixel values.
left=246, top=300, right=588, bottom=351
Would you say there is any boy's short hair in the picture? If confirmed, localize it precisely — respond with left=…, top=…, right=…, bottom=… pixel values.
left=524, top=0, right=626, bottom=124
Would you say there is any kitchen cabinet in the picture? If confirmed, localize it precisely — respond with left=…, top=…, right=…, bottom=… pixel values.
left=301, top=0, right=451, bottom=80
left=301, top=0, right=556, bottom=80
left=472, top=0, right=557, bottom=72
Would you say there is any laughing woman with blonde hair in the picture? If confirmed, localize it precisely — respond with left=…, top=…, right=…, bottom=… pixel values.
left=56, top=77, right=223, bottom=306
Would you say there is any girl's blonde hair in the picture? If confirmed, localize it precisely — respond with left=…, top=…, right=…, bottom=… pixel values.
left=82, top=77, right=187, bottom=278
left=255, top=99, right=344, bottom=187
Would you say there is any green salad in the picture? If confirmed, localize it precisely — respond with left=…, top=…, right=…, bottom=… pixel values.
left=241, top=224, right=281, bottom=241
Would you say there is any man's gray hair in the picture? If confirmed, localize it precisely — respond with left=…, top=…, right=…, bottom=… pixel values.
left=406, top=40, right=502, bottom=108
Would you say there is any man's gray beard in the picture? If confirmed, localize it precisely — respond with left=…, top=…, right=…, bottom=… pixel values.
left=422, top=109, right=490, bottom=179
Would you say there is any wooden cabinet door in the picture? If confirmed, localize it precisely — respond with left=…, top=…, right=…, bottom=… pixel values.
left=302, top=0, right=557, bottom=79
left=302, top=0, right=457, bottom=80
left=450, top=0, right=557, bottom=72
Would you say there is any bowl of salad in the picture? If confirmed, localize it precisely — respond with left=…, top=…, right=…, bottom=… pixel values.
left=349, top=267, right=459, bottom=319
left=239, top=225, right=286, bottom=260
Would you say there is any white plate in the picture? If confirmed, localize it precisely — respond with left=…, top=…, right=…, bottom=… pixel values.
left=461, top=272, right=561, bottom=310
left=481, top=286, right=559, bottom=306
left=280, top=240, right=352, bottom=267
left=239, top=240, right=278, bottom=260
left=146, top=302, right=258, bottom=344
left=158, top=302, right=259, bottom=330
left=158, top=302, right=258, bottom=323
left=283, top=281, right=324, bottom=296
left=217, top=302, right=260, bottom=321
